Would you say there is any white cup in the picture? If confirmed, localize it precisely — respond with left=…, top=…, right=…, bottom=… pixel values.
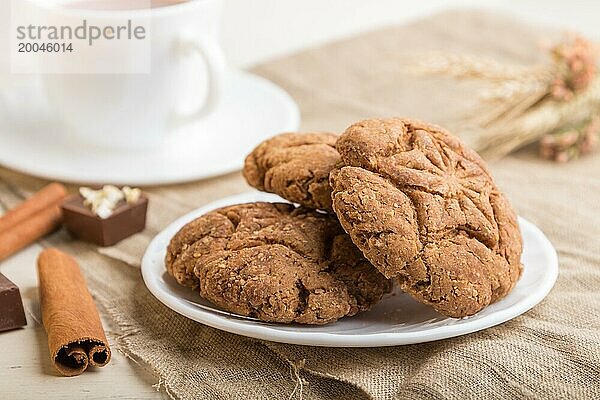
left=20, top=0, right=228, bottom=150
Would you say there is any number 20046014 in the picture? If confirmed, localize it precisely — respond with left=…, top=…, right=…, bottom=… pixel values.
left=18, top=42, right=73, bottom=53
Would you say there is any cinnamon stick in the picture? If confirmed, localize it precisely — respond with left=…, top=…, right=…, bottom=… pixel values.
left=37, top=248, right=111, bottom=377
left=0, top=183, right=67, bottom=233
left=0, top=204, right=63, bottom=262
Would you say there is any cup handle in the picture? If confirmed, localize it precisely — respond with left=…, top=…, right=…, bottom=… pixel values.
left=175, top=35, right=227, bottom=119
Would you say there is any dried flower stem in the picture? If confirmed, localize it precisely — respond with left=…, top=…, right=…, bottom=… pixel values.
left=417, top=36, right=599, bottom=160
left=474, top=76, right=600, bottom=159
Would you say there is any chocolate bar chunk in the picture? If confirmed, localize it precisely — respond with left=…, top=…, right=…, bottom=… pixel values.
left=0, top=273, right=27, bottom=332
left=61, top=194, right=148, bottom=247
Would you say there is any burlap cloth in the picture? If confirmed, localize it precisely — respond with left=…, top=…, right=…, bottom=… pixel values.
left=1, top=10, right=599, bottom=400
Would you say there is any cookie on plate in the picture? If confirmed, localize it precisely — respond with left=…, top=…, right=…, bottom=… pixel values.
left=330, top=118, right=523, bottom=318
left=243, top=133, right=339, bottom=211
left=165, top=202, right=392, bottom=324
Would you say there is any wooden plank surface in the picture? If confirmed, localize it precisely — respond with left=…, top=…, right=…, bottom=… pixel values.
left=0, top=243, right=166, bottom=399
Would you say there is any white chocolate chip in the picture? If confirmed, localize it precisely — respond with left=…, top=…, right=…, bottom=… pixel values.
left=79, top=187, right=95, bottom=200
left=103, top=185, right=125, bottom=204
left=79, top=185, right=142, bottom=219
left=95, top=203, right=114, bottom=219
left=122, top=186, right=142, bottom=204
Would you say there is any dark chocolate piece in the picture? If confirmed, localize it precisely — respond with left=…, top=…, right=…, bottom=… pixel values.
left=61, top=194, right=148, bottom=247
left=0, top=273, right=27, bottom=332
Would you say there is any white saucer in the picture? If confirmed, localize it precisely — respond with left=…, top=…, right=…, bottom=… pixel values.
left=141, top=192, right=558, bottom=347
left=0, top=71, right=300, bottom=185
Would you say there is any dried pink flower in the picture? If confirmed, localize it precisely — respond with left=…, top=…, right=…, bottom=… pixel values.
left=550, top=36, right=597, bottom=101
left=539, top=116, right=600, bottom=162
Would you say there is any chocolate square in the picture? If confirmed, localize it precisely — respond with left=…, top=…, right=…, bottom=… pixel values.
left=61, top=194, right=148, bottom=247
left=0, top=273, right=27, bottom=332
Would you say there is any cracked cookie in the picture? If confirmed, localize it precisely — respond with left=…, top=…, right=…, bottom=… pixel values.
left=165, top=202, right=392, bottom=324
left=243, top=133, right=339, bottom=211
left=330, top=118, right=523, bottom=318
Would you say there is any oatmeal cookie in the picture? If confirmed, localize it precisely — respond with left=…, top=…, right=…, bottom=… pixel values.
left=330, top=118, right=523, bottom=318
left=243, top=133, right=339, bottom=211
left=165, top=202, right=392, bottom=324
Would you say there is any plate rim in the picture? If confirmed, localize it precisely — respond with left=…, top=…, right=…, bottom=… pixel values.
left=141, top=192, right=558, bottom=347
left=0, top=71, right=300, bottom=186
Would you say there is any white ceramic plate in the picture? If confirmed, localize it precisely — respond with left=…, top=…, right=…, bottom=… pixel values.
left=0, top=71, right=299, bottom=185
left=142, top=192, right=558, bottom=347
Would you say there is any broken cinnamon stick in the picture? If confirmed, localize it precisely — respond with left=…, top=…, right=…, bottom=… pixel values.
left=0, top=183, right=67, bottom=233
left=37, top=248, right=111, bottom=377
left=0, top=205, right=63, bottom=262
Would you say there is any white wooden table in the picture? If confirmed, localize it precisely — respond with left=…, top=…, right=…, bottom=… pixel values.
left=0, top=245, right=167, bottom=399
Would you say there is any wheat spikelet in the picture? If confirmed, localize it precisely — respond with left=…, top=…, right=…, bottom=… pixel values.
left=417, top=37, right=599, bottom=160
left=417, top=53, right=540, bottom=82
left=474, top=76, right=600, bottom=159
